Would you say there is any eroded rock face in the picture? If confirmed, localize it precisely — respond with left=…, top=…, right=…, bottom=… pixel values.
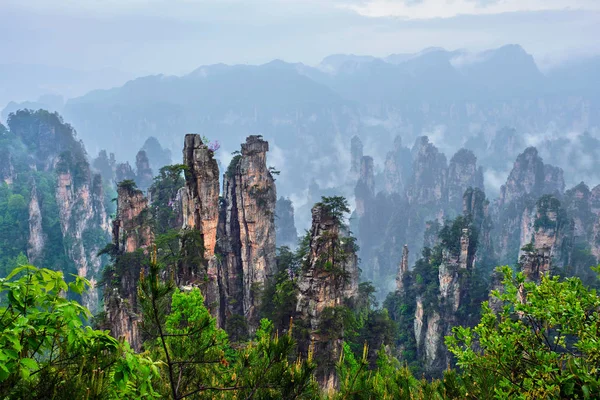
left=520, top=246, right=552, bottom=282
left=103, top=183, right=153, bottom=351
left=182, top=134, right=220, bottom=258
left=0, top=149, right=15, bottom=185
left=354, top=156, right=374, bottom=218
left=135, top=150, right=154, bottom=192
left=447, top=149, right=484, bottom=213
left=495, top=147, right=566, bottom=264
left=408, top=136, right=447, bottom=207
left=396, top=245, right=409, bottom=293
left=27, top=183, right=46, bottom=265
left=384, top=136, right=412, bottom=195
left=114, top=183, right=153, bottom=253
left=498, top=147, right=564, bottom=208
left=179, top=134, right=221, bottom=320
left=296, top=204, right=359, bottom=389
left=219, top=135, right=276, bottom=329
left=56, top=166, right=110, bottom=312
left=349, top=135, right=363, bottom=180
left=115, top=162, right=136, bottom=184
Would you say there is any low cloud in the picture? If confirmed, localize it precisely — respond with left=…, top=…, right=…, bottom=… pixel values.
left=343, top=0, right=600, bottom=19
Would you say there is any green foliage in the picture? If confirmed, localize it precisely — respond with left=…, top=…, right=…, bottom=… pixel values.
left=447, top=266, right=600, bottom=399
left=260, top=246, right=300, bottom=332
left=316, top=196, right=350, bottom=225
left=139, top=251, right=318, bottom=399
left=0, top=265, right=159, bottom=399
left=149, top=165, right=186, bottom=234
left=333, top=343, right=448, bottom=399
left=117, top=179, right=141, bottom=194
left=226, top=155, right=242, bottom=178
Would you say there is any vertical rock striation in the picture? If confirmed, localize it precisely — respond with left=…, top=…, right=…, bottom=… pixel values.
left=396, top=245, right=409, bottom=294
left=103, top=182, right=153, bottom=351
left=27, top=182, right=46, bottom=265
left=180, top=134, right=221, bottom=317
left=296, top=203, right=359, bottom=389
left=219, top=135, right=276, bottom=330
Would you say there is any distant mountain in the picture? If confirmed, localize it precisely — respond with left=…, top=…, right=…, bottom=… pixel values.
left=13, top=44, right=594, bottom=219
left=0, top=63, right=133, bottom=115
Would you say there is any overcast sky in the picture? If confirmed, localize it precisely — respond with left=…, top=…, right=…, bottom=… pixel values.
left=1, top=0, right=599, bottom=75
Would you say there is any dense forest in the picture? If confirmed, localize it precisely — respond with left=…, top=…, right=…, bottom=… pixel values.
left=1, top=109, right=600, bottom=398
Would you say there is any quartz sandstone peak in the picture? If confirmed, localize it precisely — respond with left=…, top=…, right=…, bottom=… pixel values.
left=182, top=134, right=220, bottom=258
left=296, top=203, right=359, bottom=389
left=219, top=135, right=276, bottom=329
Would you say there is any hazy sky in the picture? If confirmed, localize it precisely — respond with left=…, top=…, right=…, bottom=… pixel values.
left=2, top=0, right=599, bottom=75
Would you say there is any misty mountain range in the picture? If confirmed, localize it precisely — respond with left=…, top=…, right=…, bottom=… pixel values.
left=3, top=44, right=600, bottom=229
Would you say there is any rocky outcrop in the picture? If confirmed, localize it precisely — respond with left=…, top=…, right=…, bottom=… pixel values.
left=498, top=147, right=564, bottom=208
left=396, top=245, right=409, bottom=294
left=180, top=134, right=221, bottom=318
left=495, top=147, right=566, bottom=264
left=447, top=149, right=484, bottom=213
left=518, top=195, right=570, bottom=266
left=463, top=188, right=494, bottom=269
left=135, top=150, right=153, bottom=192
left=349, top=135, right=363, bottom=180
left=354, top=156, right=374, bottom=218
left=115, top=162, right=136, bottom=184
left=103, top=181, right=153, bottom=351
left=296, top=203, right=359, bottom=388
left=219, top=135, right=276, bottom=330
left=55, top=161, right=110, bottom=312
left=0, top=149, right=15, bottom=185
left=27, top=182, right=46, bottom=265
left=384, top=136, right=412, bottom=195
left=182, top=134, right=220, bottom=258
left=520, top=246, right=552, bottom=282
left=408, top=136, right=447, bottom=207
left=275, top=197, right=298, bottom=248
left=113, top=182, right=153, bottom=253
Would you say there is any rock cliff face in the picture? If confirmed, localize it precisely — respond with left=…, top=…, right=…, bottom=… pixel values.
left=3, top=111, right=111, bottom=312
left=494, top=147, right=566, bottom=264
left=415, top=225, right=477, bottom=375
left=408, top=136, right=447, bottom=207
left=115, top=162, right=136, bottom=184
left=498, top=147, right=564, bottom=208
left=219, top=135, right=276, bottom=330
left=349, top=135, right=363, bottom=181
left=275, top=197, right=298, bottom=248
left=103, top=182, right=153, bottom=351
left=296, top=204, right=359, bottom=389
left=384, top=136, right=412, bottom=195
left=520, top=246, right=552, bottom=282
left=27, top=183, right=46, bottom=265
left=113, top=183, right=153, bottom=253
left=180, top=134, right=221, bottom=317
left=355, top=136, right=485, bottom=298
left=0, top=149, right=15, bottom=185
left=55, top=162, right=110, bottom=312
left=135, top=150, right=154, bottom=191
left=396, top=245, right=409, bottom=294
left=354, top=156, right=374, bottom=218
left=518, top=195, right=570, bottom=266
left=182, top=134, right=220, bottom=258
left=447, top=149, right=484, bottom=213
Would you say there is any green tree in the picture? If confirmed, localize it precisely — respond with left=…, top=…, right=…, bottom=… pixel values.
left=317, top=196, right=351, bottom=225
left=0, top=265, right=158, bottom=399
left=446, top=266, right=600, bottom=399
left=139, top=249, right=318, bottom=399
